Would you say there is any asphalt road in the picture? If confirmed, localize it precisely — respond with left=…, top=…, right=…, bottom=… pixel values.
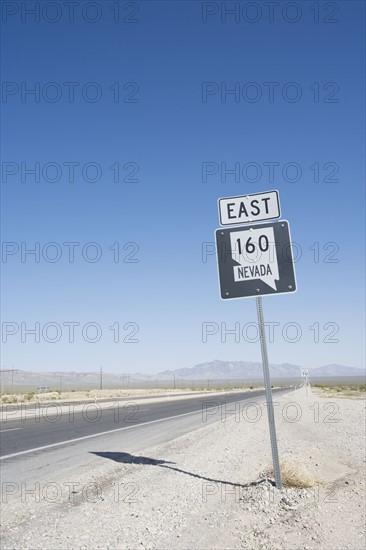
left=0, top=390, right=227, bottom=412
left=0, top=388, right=289, bottom=459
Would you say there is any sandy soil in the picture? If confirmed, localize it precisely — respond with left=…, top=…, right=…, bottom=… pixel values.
left=1, top=387, right=365, bottom=549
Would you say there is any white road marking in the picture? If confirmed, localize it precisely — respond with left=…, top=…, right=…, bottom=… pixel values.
left=0, top=428, right=22, bottom=432
left=0, top=395, right=269, bottom=461
left=0, top=408, right=204, bottom=460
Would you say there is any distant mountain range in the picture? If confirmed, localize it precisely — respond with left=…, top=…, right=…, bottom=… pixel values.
left=0, top=361, right=364, bottom=390
left=157, top=361, right=365, bottom=380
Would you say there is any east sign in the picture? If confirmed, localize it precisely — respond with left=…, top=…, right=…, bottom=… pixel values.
left=218, top=190, right=280, bottom=226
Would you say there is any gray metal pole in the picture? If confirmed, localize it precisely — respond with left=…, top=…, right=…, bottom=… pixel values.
left=256, top=297, right=282, bottom=490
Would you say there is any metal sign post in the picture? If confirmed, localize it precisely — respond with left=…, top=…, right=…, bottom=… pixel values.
left=256, top=296, right=282, bottom=490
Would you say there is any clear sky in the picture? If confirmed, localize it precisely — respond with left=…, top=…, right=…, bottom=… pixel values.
left=1, top=1, right=365, bottom=374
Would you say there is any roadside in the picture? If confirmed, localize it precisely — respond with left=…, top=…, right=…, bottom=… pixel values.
left=1, top=386, right=365, bottom=549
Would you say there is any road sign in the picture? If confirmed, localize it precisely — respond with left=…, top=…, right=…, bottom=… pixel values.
left=215, top=191, right=298, bottom=490
left=301, top=369, right=309, bottom=377
left=218, top=190, right=280, bottom=226
left=215, top=220, right=297, bottom=299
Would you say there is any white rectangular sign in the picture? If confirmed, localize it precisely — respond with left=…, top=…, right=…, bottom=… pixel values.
left=301, top=369, right=309, bottom=377
left=218, top=191, right=280, bottom=226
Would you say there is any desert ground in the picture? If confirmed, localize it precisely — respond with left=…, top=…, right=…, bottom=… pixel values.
left=1, top=385, right=365, bottom=549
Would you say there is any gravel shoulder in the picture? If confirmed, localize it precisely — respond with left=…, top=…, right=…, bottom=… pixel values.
left=1, top=387, right=365, bottom=550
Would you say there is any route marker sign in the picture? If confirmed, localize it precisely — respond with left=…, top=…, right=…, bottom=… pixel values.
left=218, top=190, right=280, bottom=226
left=215, top=220, right=297, bottom=300
left=215, top=190, right=298, bottom=490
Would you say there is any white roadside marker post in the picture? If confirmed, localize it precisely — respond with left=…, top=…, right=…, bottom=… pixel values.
left=256, top=296, right=282, bottom=490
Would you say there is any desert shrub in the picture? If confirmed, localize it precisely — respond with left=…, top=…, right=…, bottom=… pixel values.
left=266, top=457, right=315, bottom=488
left=280, top=459, right=315, bottom=488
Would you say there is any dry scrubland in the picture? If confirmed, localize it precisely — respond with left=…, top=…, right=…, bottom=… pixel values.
left=1, top=383, right=363, bottom=405
left=1, top=386, right=365, bottom=550
left=0, top=386, right=263, bottom=404
left=312, top=384, right=366, bottom=399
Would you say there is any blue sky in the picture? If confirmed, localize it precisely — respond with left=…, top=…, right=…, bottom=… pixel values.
left=1, top=1, right=365, bottom=374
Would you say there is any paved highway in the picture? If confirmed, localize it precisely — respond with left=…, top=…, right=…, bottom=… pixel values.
left=0, top=388, right=289, bottom=459
left=0, top=390, right=223, bottom=412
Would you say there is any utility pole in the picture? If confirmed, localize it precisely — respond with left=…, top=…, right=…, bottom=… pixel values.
left=100, top=365, right=103, bottom=390
left=0, top=369, right=18, bottom=394
left=120, top=374, right=130, bottom=387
